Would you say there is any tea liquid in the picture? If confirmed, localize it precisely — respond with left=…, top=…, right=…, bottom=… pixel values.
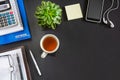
left=43, top=37, right=57, bottom=51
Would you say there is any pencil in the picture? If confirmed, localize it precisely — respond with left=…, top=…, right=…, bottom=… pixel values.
left=29, top=50, right=42, bottom=76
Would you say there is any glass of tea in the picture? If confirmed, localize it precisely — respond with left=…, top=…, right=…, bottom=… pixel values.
left=40, top=34, right=60, bottom=58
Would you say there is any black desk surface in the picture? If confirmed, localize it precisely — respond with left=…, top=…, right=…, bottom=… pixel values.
left=0, top=0, right=120, bottom=80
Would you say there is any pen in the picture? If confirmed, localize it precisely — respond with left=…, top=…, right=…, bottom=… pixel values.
left=16, top=54, right=24, bottom=80
left=29, top=50, right=42, bottom=76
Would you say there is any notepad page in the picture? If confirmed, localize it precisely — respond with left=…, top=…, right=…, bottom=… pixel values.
left=0, top=56, right=11, bottom=80
left=65, top=3, right=83, bottom=20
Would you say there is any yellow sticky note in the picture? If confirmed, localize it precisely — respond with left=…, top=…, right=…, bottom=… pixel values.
left=65, top=3, right=83, bottom=20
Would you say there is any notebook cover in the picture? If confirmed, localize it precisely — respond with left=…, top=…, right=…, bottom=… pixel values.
left=0, top=0, right=31, bottom=45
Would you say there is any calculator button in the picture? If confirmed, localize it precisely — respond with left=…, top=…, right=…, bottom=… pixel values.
left=1, top=25, right=4, bottom=27
left=6, top=15, right=10, bottom=18
left=10, top=11, right=13, bottom=14
left=8, top=22, right=11, bottom=25
left=13, top=21, right=16, bottom=24
left=8, top=21, right=11, bottom=23
left=5, top=13, right=8, bottom=15
left=6, top=12, right=9, bottom=15
left=1, top=14, right=5, bottom=16
left=0, top=14, right=3, bottom=16
left=4, top=21, right=7, bottom=23
left=1, top=23, right=3, bottom=25
left=7, top=18, right=11, bottom=20
left=12, top=19, right=15, bottom=21
left=11, top=14, right=14, bottom=16
left=4, top=24, right=7, bottom=26
left=9, top=23, right=11, bottom=25
left=11, top=16, right=14, bottom=19
left=4, top=20, right=7, bottom=22
left=3, top=18, right=6, bottom=21
left=4, top=18, right=7, bottom=21
left=1, top=20, right=3, bottom=22
left=12, top=18, right=14, bottom=20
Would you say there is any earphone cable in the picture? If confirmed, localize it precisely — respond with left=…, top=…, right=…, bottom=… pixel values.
left=103, top=0, right=114, bottom=22
left=107, top=0, right=119, bottom=22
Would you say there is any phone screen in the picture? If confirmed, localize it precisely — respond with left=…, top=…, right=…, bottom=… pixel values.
left=86, top=0, right=104, bottom=23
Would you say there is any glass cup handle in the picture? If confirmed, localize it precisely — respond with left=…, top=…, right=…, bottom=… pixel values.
left=41, top=52, right=48, bottom=58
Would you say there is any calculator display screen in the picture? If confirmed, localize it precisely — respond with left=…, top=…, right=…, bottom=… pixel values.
left=0, top=0, right=6, bottom=2
left=0, top=4, right=10, bottom=11
left=0, top=0, right=11, bottom=12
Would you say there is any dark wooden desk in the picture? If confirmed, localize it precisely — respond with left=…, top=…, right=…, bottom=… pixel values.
left=0, top=0, right=120, bottom=80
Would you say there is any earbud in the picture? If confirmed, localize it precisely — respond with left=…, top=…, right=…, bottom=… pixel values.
left=103, top=18, right=114, bottom=28
left=109, top=20, right=114, bottom=28
left=102, top=0, right=119, bottom=28
left=103, top=17, right=108, bottom=24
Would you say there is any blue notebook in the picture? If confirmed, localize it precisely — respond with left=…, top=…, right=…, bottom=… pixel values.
left=0, top=0, right=31, bottom=45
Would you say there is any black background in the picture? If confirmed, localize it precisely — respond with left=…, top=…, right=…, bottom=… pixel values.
left=0, top=0, right=120, bottom=80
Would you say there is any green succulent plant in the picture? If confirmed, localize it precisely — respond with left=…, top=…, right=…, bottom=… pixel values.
left=35, top=0, right=62, bottom=29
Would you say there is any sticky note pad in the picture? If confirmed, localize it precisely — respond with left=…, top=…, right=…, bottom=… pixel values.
left=65, top=3, right=83, bottom=20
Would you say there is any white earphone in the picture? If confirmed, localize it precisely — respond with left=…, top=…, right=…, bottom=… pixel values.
left=103, top=0, right=119, bottom=28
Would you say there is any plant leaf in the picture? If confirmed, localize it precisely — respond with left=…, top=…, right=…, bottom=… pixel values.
left=35, top=1, right=62, bottom=29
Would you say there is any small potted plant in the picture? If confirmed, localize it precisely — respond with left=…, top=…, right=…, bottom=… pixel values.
left=35, top=0, right=62, bottom=30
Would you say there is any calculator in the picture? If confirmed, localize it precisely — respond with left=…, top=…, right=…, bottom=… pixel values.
left=0, top=0, right=23, bottom=35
